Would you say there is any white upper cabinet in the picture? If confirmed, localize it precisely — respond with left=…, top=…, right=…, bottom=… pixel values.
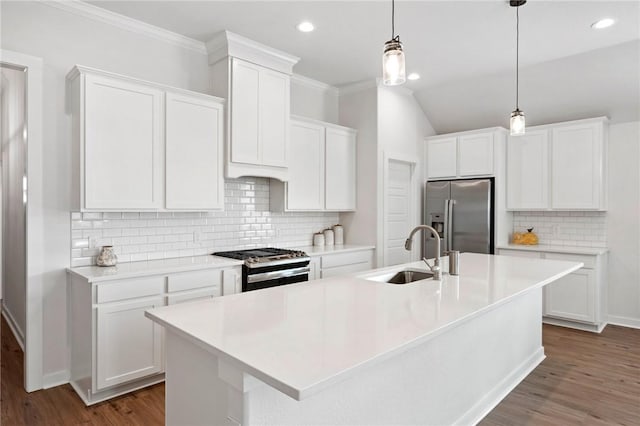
left=426, top=137, right=457, bottom=179
left=325, top=127, right=357, bottom=211
left=83, top=73, right=164, bottom=210
left=165, top=92, right=224, bottom=210
left=507, top=130, right=549, bottom=210
left=506, top=117, right=607, bottom=211
left=270, top=117, right=357, bottom=212
left=287, top=120, right=325, bottom=211
left=208, top=31, right=299, bottom=181
left=68, top=66, right=225, bottom=211
left=230, top=59, right=261, bottom=165
left=425, top=129, right=504, bottom=180
left=551, top=121, right=605, bottom=209
left=458, top=132, right=494, bottom=176
left=258, top=67, right=289, bottom=167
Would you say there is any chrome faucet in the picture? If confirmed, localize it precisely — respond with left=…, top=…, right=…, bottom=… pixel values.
left=404, top=225, right=442, bottom=280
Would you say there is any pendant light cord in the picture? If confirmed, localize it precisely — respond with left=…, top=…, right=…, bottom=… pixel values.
left=391, top=0, right=395, bottom=39
left=516, top=5, right=520, bottom=109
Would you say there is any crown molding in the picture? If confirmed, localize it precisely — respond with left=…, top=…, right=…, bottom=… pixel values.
left=43, top=0, right=207, bottom=54
left=206, top=30, right=299, bottom=74
left=291, top=74, right=339, bottom=96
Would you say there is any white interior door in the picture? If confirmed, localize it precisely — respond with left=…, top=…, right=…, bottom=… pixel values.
left=384, top=158, right=416, bottom=267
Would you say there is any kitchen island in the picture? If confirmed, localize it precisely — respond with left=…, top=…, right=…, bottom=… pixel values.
left=146, top=253, right=582, bottom=425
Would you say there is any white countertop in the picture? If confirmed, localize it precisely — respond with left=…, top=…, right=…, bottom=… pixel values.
left=67, top=255, right=243, bottom=282
left=146, top=253, right=582, bottom=401
left=288, top=244, right=375, bottom=257
left=67, top=245, right=376, bottom=282
left=496, top=244, right=609, bottom=255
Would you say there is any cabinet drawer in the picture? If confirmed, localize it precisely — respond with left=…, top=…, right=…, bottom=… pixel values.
left=496, top=249, right=541, bottom=258
left=167, top=287, right=220, bottom=305
left=96, top=276, right=165, bottom=304
left=322, top=250, right=373, bottom=269
left=167, top=269, right=222, bottom=293
left=544, top=253, right=596, bottom=269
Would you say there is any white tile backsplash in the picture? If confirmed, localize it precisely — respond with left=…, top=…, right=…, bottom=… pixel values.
left=512, top=211, right=607, bottom=248
left=70, top=177, right=339, bottom=266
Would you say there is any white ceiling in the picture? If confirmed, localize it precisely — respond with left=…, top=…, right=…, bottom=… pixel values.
left=88, top=0, right=640, bottom=132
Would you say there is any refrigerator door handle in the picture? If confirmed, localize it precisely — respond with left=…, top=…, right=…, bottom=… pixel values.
left=443, top=199, right=450, bottom=253
left=448, top=199, right=455, bottom=251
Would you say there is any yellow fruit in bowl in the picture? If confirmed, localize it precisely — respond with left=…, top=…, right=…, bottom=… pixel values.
left=512, top=228, right=538, bottom=245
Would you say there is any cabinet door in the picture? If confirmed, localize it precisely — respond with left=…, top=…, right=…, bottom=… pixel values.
left=222, top=267, right=242, bottom=295
left=458, top=132, right=494, bottom=176
left=551, top=122, right=603, bottom=209
left=287, top=120, right=325, bottom=210
left=166, top=92, right=224, bottom=210
left=506, top=130, right=549, bottom=210
left=325, top=128, right=357, bottom=210
left=95, top=296, right=164, bottom=390
left=84, top=74, right=163, bottom=209
left=426, top=137, right=457, bottom=179
left=230, top=58, right=260, bottom=165
left=259, top=69, right=289, bottom=167
left=308, top=257, right=321, bottom=281
left=544, top=269, right=596, bottom=323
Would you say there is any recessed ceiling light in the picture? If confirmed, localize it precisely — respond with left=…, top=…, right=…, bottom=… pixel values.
left=297, top=21, right=315, bottom=33
left=591, top=18, right=616, bottom=30
left=407, top=73, right=421, bottom=81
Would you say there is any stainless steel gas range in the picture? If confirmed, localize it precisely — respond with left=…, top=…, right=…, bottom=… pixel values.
left=212, top=248, right=310, bottom=292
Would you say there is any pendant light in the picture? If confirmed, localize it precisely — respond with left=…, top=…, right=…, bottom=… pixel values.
left=510, top=0, right=526, bottom=135
left=382, top=0, right=405, bottom=86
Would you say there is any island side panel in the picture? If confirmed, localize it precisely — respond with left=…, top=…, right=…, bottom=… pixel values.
left=165, top=332, right=231, bottom=426
left=246, top=289, right=544, bottom=425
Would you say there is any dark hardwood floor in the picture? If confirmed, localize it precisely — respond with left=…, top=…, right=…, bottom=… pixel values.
left=1, top=316, right=638, bottom=425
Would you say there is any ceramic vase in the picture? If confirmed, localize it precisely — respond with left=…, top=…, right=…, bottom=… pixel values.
left=96, top=245, right=118, bottom=267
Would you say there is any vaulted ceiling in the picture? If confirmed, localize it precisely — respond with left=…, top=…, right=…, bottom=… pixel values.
left=88, top=1, right=640, bottom=132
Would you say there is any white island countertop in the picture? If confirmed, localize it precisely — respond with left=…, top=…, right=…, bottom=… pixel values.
left=146, top=253, right=581, bottom=401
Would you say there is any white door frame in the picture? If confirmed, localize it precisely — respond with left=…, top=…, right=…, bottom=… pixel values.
left=0, top=49, right=44, bottom=392
left=381, top=151, right=418, bottom=267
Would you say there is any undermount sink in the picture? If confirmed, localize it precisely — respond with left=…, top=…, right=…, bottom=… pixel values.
left=386, top=270, right=434, bottom=284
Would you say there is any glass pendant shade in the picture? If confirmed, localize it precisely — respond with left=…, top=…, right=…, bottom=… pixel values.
left=510, top=109, right=526, bottom=135
left=382, top=39, right=406, bottom=86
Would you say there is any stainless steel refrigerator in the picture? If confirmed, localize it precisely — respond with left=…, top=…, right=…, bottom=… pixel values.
left=423, top=178, right=493, bottom=258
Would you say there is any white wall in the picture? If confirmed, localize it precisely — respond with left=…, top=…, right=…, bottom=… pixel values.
left=607, top=121, right=640, bottom=327
left=0, top=65, right=27, bottom=342
left=1, top=1, right=210, bottom=382
left=377, top=86, right=435, bottom=266
left=291, top=75, right=338, bottom=123
left=338, top=83, right=435, bottom=267
left=338, top=86, right=378, bottom=252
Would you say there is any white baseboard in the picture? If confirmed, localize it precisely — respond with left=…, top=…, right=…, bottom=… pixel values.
left=2, top=303, right=25, bottom=351
left=456, top=348, right=546, bottom=426
left=607, top=315, right=640, bottom=329
left=43, top=369, right=70, bottom=389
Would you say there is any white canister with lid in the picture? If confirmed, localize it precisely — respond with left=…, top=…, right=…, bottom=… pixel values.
left=332, top=224, right=344, bottom=245
left=313, top=232, right=325, bottom=246
left=323, top=228, right=334, bottom=245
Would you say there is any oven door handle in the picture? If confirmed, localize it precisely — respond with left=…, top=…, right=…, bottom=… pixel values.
left=247, top=266, right=310, bottom=284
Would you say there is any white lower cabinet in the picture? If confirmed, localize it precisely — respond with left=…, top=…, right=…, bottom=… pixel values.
left=68, top=264, right=241, bottom=405
left=96, top=295, right=164, bottom=390
left=544, top=268, right=595, bottom=323
left=307, top=249, right=374, bottom=280
left=496, top=248, right=607, bottom=332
